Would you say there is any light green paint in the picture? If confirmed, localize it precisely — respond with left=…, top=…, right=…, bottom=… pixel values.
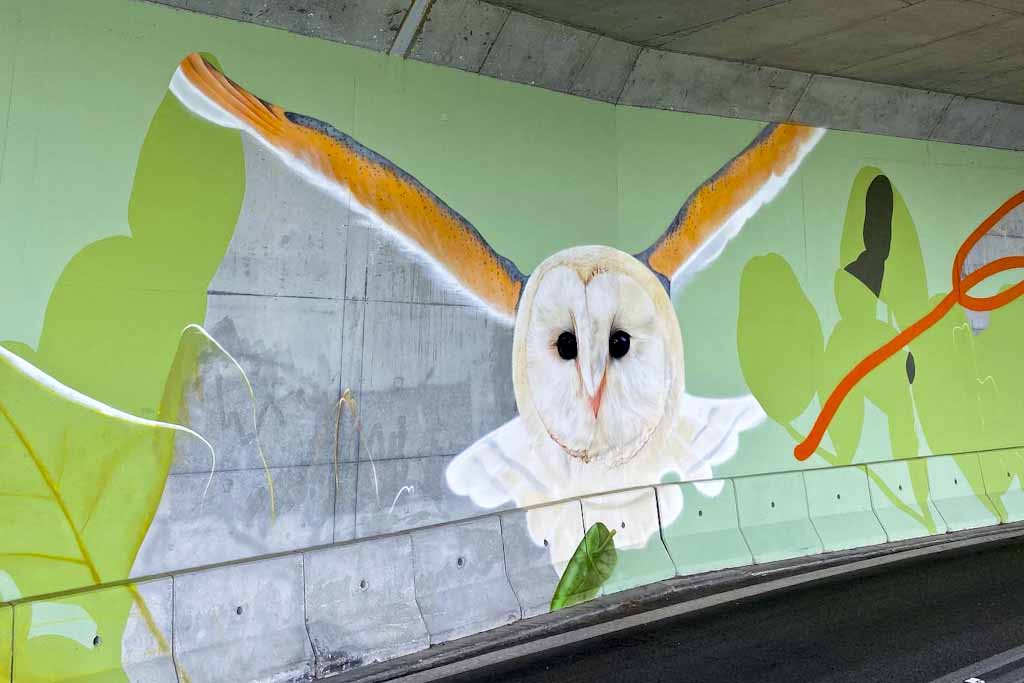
left=804, top=466, right=887, bottom=552
left=867, top=460, right=945, bottom=540
left=926, top=454, right=1000, bottom=531
left=735, top=472, right=823, bottom=563
left=978, top=448, right=1024, bottom=523
left=657, top=481, right=753, bottom=575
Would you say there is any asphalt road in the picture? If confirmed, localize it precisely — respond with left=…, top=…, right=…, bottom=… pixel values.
left=442, top=539, right=1024, bottom=683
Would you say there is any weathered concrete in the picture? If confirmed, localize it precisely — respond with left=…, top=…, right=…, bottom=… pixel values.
left=581, top=489, right=676, bottom=594
left=173, top=555, right=314, bottom=683
left=479, top=12, right=600, bottom=93
left=411, top=516, right=521, bottom=644
left=500, top=501, right=585, bottom=617
left=210, top=137, right=350, bottom=300
left=135, top=464, right=337, bottom=573
left=567, top=36, right=641, bottom=104
left=931, top=96, right=1024, bottom=151
left=790, top=75, right=953, bottom=140
left=620, top=49, right=811, bottom=122
left=304, top=535, right=429, bottom=676
left=186, top=294, right=345, bottom=470
left=355, top=300, right=516, bottom=462
left=355, top=455, right=490, bottom=536
left=409, top=0, right=510, bottom=73
left=163, top=0, right=415, bottom=53
left=659, top=0, right=906, bottom=63
left=11, top=581, right=176, bottom=683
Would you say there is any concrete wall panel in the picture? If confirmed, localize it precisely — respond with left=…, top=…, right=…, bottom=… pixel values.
left=0, top=605, right=9, bottom=683
left=867, top=461, right=948, bottom=541
left=135, top=464, right=335, bottom=574
left=409, top=0, right=510, bottom=73
left=411, top=517, right=520, bottom=644
left=804, top=466, right=887, bottom=552
left=736, top=473, right=823, bottom=563
left=620, top=49, right=810, bottom=122
left=581, top=489, right=675, bottom=594
left=657, top=481, right=753, bottom=576
left=500, top=501, right=585, bottom=617
left=927, top=454, right=1000, bottom=532
left=979, top=449, right=1024, bottom=523
left=304, top=535, right=428, bottom=676
left=172, top=556, right=313, bottom=683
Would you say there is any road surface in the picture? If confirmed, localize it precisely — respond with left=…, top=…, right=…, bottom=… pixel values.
left=443, top=538, right=1024, bottom=683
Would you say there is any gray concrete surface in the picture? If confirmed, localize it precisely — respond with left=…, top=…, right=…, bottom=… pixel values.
left=145, top=0, right=1024, bottom=151
left=304, top=535, right=429, bottom=676
left=411, top=517, right=521, bottom=645
left=172, top=555, right=314, bottom=683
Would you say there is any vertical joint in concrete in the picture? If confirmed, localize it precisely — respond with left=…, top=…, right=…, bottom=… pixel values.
left=391, top=0, right=435, bottom=58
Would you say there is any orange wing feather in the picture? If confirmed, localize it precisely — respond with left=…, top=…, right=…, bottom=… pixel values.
left=638, top=123, right=823, bottom=288
left=175, top=53, right=525, bottom=321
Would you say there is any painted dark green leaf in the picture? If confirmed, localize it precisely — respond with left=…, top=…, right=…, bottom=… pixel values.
left=737, top=253, right=824, bottom=425
left=550, top=522, right=617, bottom=611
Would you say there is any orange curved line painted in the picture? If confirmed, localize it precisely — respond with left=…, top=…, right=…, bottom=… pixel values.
left=794, top=189, right=1024, bottom=461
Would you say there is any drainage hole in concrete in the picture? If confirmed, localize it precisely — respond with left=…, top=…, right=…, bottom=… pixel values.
left=456, top=556, right=466, bottom=569
left=770, top=501, right=775, bottom=508
left=837, top=493, right=841, bottom=500
left=543, top=539, right=549, bottom=547
left=236, top=606, right=243, bottom=616
left=954, top=478, right=959, bottom=485
left=359, top=579, right=368, bottom=590
left=698, top=510, right=703, bottom=517
left=93, top=635, right=101, bottom=647
left=620, top=521, right=626, bottom=529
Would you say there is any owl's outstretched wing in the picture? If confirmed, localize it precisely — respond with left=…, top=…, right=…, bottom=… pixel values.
left=637, top=124, right=825, bottom=292
left=676, top=393, right=766, bottom=495
left=170, top=53, right=525, bottom=323
left=446, top=417, right=567, bottom=509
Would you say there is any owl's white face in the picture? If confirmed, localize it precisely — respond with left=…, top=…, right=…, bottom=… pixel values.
left=513, top=246, right=684, bottom=467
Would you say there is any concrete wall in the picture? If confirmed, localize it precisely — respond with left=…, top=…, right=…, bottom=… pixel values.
left=2, top=0, right=1024, bottom=681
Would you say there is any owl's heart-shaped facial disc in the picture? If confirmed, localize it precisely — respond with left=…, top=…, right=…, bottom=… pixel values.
left=514, top=246, right=681, bottom=467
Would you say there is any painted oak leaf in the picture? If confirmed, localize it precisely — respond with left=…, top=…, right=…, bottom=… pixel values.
left=0, top=345, right=213, bottom=681
left=550, top=522, right=618, bottom=611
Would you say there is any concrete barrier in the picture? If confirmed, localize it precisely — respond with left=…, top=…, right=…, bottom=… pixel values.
left=173, top=555, right=313, bottom=683
left=867, top=461, right=948, bottom=540
left=735, top=472, right=823, bottom=563
left=581, top=489, right=675, bottom=594
left=927, top=454, right=1000, bottom=531
left=804, top=466, right=887, bottom=552
left=304, top=535, right=429, bottom=677
left=500, top=501, right=586, bottom=618
left=11, top=580, right=175, bottom=683
left=979, top=448, right=1024, bottom=522
left=1, top=604, right=11, bottom=683
left=656, top=481, right=753, bottom=575
left=411, top=516, right=520, bottom=645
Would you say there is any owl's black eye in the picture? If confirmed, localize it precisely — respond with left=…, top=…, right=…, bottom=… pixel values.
left=556, top=332, right=577, bottom=360
left=609, top=330, right=631, bottom=359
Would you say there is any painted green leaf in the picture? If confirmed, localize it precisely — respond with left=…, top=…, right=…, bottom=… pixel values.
left=737, top=253, right=824, bottom=425
left=0, top=346, right=202, bottom=681
left=550, top=522, right=618, bottom=611
left=0, top=53, right=244, bottom=682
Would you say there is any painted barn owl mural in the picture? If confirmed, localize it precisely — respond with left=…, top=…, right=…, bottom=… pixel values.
left=171, top=53, right=824, bottom=566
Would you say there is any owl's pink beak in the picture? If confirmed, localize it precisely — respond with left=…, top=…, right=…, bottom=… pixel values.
left=589, top=371, right=607, bottom=418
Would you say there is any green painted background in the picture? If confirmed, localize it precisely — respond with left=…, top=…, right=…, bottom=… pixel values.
left=2, top=0, right=1024, bottom=677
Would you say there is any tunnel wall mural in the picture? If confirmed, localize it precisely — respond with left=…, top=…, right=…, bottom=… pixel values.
left=3, top=1, right=1024, bottom=681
